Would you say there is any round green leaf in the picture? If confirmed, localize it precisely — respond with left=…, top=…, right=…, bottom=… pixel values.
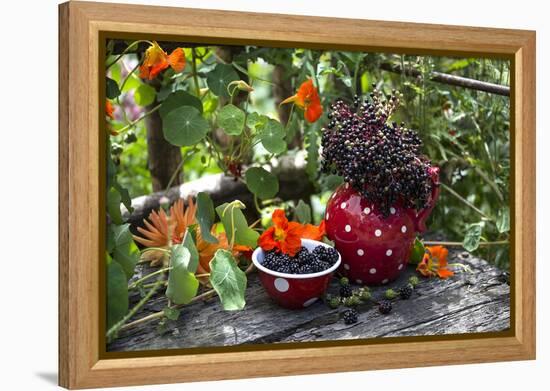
left=162, top=106, right=209, bottom=147
left=258, top=119, right=287, bottom=154
left=206, top=64, right=239, bottom=97
left=218, top=104, right=245, bottom=136
left=166, top=246, right=199, bottom=305
left=160, top=90, right=203, bottom=119
left=463, top=223, right=482, bottom=252
left=107, top=255, right=129, bottom=329
left=134, top=83, right=156, bottom=106
left=245, top=167, right=279, bottom=200
left=209, top=249, right=247, bottom=310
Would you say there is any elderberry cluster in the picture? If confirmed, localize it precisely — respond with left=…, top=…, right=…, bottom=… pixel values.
left=321, top=86, right=434, bottom=215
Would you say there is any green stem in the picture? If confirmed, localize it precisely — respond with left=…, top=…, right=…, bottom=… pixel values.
left=253, top=194, right=262, bottom=215
left=128, top=267, right=171, bottom=290
left=106, top=278, right=163, bottom=342
left=117, top=104, right=161, bottom=134
left=106, top=40, right=152, bottom=70
left=191, top=48, right=201, bottom=97
left=440, top=183, right=494, bottom=222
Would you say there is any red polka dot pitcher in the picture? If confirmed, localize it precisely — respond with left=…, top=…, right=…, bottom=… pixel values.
left=325, top=167, right=440, bottom=285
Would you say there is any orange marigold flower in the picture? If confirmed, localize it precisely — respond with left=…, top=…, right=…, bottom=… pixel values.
left=258, top=209, right=304, bottom=256
left=139, top=41, right=186, bottom=80
left=106, top=99, right=115, bottom=120
left=281, top=79, right=323, bottom=123
left=416, top=245, right=454, bottom=279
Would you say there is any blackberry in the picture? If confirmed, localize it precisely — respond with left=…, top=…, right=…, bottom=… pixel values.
left=320, top=87, right=436, bottom=216
left=340, top=284, right=353, bottom=298
left=399, top=284, right=413, bottom=299
left=343, top=309, right=358, bottom=324
left=378, top=300, right=393, bottom=315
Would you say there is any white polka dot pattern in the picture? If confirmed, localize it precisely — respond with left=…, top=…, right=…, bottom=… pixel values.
left=386, top=249, right=393, bottom=256
left=274, top=278, right=289, bottom=292
left=363, top=207, right=371, bottom=215
left=343, top=263, right=350, bottom=270
left=357, top=249, right=364, bottom=256
left=390, top=207, right=396, bottom=214
left=382, top=279, right=389, bottom=284
left=341, top=202, right=346, bottom=209
left=345, top=225, right=351, bottom=232
left=401, top=225, right=407, bottom=233
left=375, top=229, right=382, bottom=237
left=369, top=268, right=377, bottom=274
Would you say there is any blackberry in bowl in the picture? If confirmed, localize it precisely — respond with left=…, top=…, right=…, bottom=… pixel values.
left=252, top=239, right=341, bottom=309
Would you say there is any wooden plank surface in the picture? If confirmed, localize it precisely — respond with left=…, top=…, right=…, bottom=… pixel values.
left=108, top=248, right=509, bottom=352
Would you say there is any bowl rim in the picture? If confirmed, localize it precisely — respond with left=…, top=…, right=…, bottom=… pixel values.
left=252, top=238, right=342, bottom=279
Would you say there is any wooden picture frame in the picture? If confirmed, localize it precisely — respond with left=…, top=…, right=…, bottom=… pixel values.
left=58, top=1, right=536, bottom=388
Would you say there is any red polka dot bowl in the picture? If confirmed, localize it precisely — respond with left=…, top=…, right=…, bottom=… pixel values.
left=325, top=168, right=439, bottom=286
left=252, top=239, right=341, bottom=310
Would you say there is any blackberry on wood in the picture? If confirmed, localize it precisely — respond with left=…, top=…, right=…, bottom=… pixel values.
left=378, top=300, right=393, bottom=315
left=340, top=284, right=353, bottom=298
left=399, top=284, right=414, bottom=299
left=343, top=309, right=358, bottom=324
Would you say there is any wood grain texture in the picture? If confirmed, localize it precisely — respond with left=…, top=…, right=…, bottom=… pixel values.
left=58, top=1, right=536, bottom=388
left=107, top=251, right=510, bottom=352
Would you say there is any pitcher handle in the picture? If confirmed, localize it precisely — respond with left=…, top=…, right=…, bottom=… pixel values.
left=413, top=166, right=440, bottom=233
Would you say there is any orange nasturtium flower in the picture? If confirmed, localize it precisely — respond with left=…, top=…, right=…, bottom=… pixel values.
left=416, top=245, right=454, bottom=279
left=106, top=100, right=115, bottom=120
left=281, top=79, right=323, bottom=123
left=301, top=220, right=326, bottom=241
left=258, top=209, right=326, bottom=257
left=139, top=41, right=186, bottom=80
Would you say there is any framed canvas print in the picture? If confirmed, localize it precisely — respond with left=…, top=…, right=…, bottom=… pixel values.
left=58, top=1, right=536, bottom=389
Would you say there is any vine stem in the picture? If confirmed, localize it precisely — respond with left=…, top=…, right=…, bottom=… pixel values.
left=424, top=240, right=508, bottom=247
left=119, top=262, right=256, bottom=332
left=128, top=267, right=171, bottom=290
left=440, top=183, right=494, bottom=222
left=106, top=277, right=164, bottom=342
left=117, top=104, right=161, bottom=134
left=106, top=40, right=152, bottom=70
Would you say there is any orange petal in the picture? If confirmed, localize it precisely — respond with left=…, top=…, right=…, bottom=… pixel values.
left=139, top=41, right=169, bottom=80
left=305, top=99, right=323, bottom=123
left=301, top=220, right=325, bottom=241
left=437, top=268, right=454, bottom=279
left=106, top=100, right=115, bottom=119
left=258, top=226, right=277, bottom=252
left=271, top=209, right=289, bottom=229
left=168, top=48, right=186, bottom=73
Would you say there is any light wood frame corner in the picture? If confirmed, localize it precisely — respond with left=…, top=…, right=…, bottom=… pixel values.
left=59, top=1, right=536, bottom=389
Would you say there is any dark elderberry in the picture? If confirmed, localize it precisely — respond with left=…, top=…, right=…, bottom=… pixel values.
left=320, top=87, right=434, bottom=216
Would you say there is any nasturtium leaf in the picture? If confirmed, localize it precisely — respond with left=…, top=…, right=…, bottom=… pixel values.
left=106, top=77, right=121, bottom=99
left=166, top=246, right=199, bottom=305
left=409, top=237, right=425, bottom=264
left=121, top=74, right=140, bottom=92
left=112, top=224, right=140, bottom=280
left=463, top=223, right=483, bottom=252
left=206, top=63, right=239, bottom=97
left=496, top=207, right=510, bottom=233
left=215, top=202, right=259, bottom=248
left=258, top=119, right=287, bottom=154
left=163, top=307, right=181, bottom=321
left=107, top=255, right=128, bottom=329
left=159, top=90, right=203, bottom=119
left=246, top=112, right=269, bottom=133
left=162, top=106, right=209, bottom=147
left=181, top=231, right=199, bottom=273
left=107, top=187, right=123, bottom=225
left=113, top=181, right=133, bottom=213
left=245, top=167, right=279, bottom=200
left=209, top=249, right=247, bottom=310
left=294, top=200, right=312, bottom=224
left=134, top=83, right=156, bottom=106
left=218, top=104, right=245, bottom=136
left=106, top=224, right=115, bottom=253
left=196, top=192, right=218, bottom=243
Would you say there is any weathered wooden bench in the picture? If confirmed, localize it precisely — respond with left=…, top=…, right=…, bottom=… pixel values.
left=108, top=247, right=510, bottom=352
